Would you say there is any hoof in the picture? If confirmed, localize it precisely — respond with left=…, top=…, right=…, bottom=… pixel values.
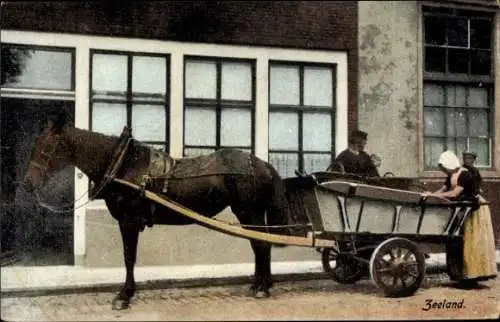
left=247, top=286, right=257, bottom=298
left=254, top=290, right=270, bottom=299
left=112, top=298, right=130, bottom=311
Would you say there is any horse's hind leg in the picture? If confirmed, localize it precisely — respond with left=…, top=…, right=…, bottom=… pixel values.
left=249, top=239, right=273, bottom=299
left=112, top=217, right=140, bottom=310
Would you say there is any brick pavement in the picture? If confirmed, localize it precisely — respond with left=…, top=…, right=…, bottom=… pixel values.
left=2, top=275, right=498, bottom=321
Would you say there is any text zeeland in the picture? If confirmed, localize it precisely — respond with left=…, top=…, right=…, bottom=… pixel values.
left=422, top=299, right=465, bottom=311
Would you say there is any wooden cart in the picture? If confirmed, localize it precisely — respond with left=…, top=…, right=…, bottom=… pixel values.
left=114, top=170, right=485, bottom=297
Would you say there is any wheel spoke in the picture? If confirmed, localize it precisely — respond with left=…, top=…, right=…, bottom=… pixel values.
left=402, top=249, right=413, bottom=261
left=408, top=271, right=419, bottom=278
left=377, top=267, right=393, bottom=274
left=388, top=250, right=395, bottom=260
left=401, top=276, right=407, bottom=288
left=391, top=275, right=398, bottom=286
left=396, top=247, right=402, bottom=258
left=378, top=258, right=391, bottom=268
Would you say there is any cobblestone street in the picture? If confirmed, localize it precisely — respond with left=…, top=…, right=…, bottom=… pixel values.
left=2, top=275, right=499, bottom=321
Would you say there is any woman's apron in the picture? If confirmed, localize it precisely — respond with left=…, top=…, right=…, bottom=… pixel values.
left=446, top=168, right=497, bottom=281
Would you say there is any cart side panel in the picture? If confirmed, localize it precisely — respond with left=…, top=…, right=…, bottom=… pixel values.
left=356, top=199, right=397, bottom=233
left=397, top=206, right=454, bottom=234
left=345, top=198, right=363, bottom=232
left=314, top=188, right=344, bottom=232
left=419, top=207, right=454, bottom=234
left=396, top=206, right=421, bottom=234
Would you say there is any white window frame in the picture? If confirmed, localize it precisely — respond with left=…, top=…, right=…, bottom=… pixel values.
left=1, top=30, right=349, bottom=265
left=268, top=61, right=337, bottom=177
left=183, top=56, right=256, bottom=156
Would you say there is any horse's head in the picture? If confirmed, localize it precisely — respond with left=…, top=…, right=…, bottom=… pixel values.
left=23, top=113, right=71, bottom=192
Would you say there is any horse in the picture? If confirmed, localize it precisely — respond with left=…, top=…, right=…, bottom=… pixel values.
left=23, top=111, right=291, bottom=310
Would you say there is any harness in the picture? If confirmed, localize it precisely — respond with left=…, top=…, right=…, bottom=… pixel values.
left=89, top=126, right=133, bottom=200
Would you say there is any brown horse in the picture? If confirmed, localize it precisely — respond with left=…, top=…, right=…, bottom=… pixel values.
left=23, top=111, right=290, bottom=310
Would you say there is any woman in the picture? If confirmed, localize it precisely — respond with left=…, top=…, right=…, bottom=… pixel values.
left=423, top=151, right=497, bottom=286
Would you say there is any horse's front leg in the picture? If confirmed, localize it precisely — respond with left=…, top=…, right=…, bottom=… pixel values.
left=112, top=218, right=140, bottom=310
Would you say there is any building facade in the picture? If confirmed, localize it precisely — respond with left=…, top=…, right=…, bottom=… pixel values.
left=0, top=0, right=498, bottom=267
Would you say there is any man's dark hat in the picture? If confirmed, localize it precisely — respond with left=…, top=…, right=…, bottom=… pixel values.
left=462, top=151, right=477, bottom=158
left=351, top=130, right=368, bottom=140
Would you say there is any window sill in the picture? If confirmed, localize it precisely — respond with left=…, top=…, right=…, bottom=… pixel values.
left=418, top=170, right=500, bottom=180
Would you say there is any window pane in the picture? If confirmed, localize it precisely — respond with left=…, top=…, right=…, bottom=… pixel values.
left=269, top=112, right=298, bottom=150
left=446, top=109, right=467, bottom=137
left=2, top=47, right=73, bottom=90
left=92, top=103, right=127, bottom=136
left=221, top=62, right=252, bottom=101
left=184, top=107, right=216, bottom=146
left=446, top=85, right=467, bottom=107
left=424, top=137, right=445, bottom=169
left=270, top=65, right=299, bottom=105
left=303, top=113, right=331, bottom=151
left=446, top=138, right=466, bottom=159
left=471, top=50, right=491, bottom=76
left=447, top=17, right=468, bottom=47
left=92, top=54, right=127, bottom=98
left=424, top=84, right=444, bottom=106
left=468, top=138, right=490, bottom=166
left=185, top=60, right=216, bottom=99
left=468, top=87, right=488, bottom=108
left=468, top=109, right=489, bottom=137
left=425, top=47, right=446, bottom=73
left=132, top=56, right=167, bottom=99
left=220, top=108, right=252, bottom=147
left=424, top=108, right=445, bottom=136
left=184, top=147, right=215, bottom=157
left=269, top=152, right=299, bottom=178
left=448, top=49, right=469, bottom=74
left=303, top=66, right=333, bottom=107
left=303, top=153, right=331, bottom=174
left=424, top=16, right=446, bottom=45
left=470, top=19, right=492, bottom=49
left=132, top=104, right=166, bottom=142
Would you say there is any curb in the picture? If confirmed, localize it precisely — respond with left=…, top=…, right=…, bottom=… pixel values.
left=1, top=272, right=329, bottom=299
left=2, top=255, right=498, bottom=299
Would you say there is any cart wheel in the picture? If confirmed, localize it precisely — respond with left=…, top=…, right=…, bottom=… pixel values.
left=322, top=248, right=365, bottom=284
left=369, top=237, right=425, bottom=297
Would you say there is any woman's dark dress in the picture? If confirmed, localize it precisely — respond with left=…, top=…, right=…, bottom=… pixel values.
left=444, top=169, right=479, bottom=280
left=443, top=170, right=478, bottom=201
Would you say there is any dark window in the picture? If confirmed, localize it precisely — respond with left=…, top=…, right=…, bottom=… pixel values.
left=183, top=57, right=255, bottom=156
left=422, top=7, right=494, bottom=170
left=423, top=8, right=494, bottom=77
left=90, top=51, right=170, bottom=152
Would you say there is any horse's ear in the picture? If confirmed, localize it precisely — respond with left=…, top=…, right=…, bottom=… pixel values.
left=50, top=110, right=68, bottom=134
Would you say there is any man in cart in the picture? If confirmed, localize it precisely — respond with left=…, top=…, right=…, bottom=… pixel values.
left=332, top=130, right=380, bottom=177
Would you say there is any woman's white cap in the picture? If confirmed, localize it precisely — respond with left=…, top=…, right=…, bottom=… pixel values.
left=438, top=150, right=461, bottom=170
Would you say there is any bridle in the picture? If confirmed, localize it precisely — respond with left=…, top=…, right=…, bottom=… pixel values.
left=28, top=133, right=90, bottom=213
left=28, top=133, right=61, bottom=188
